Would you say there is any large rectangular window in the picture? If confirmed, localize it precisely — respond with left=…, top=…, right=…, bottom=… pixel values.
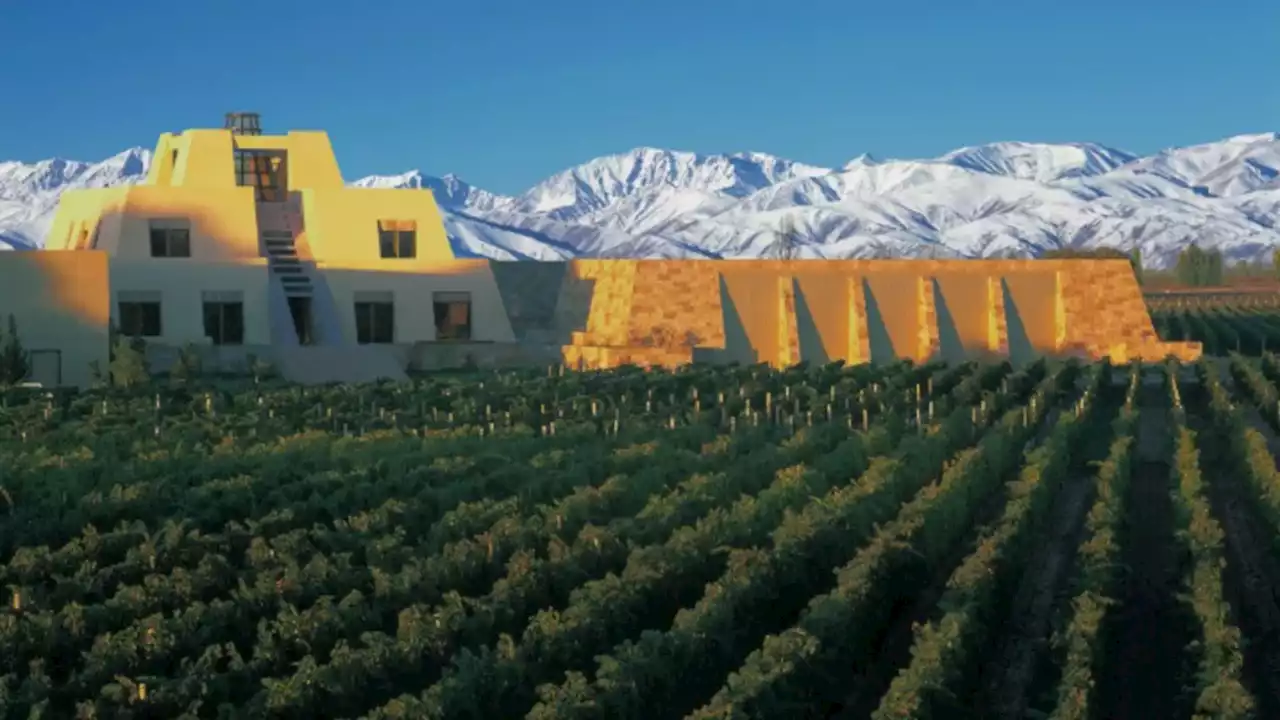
left=117, top=291, right=162, bottom=337
left=433, top=291, right=471, bottom=341
left=148, top=220, right=191, bottom=257
left=202, top=291, right=245, bottom=346
left=378, top=220, right=417, bottom=259
left=234, top=150, right=285, bottom=202
left=354, top=292, right=395, bottom=344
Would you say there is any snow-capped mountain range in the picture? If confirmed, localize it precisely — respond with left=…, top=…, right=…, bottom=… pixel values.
left=3, top=133, right=1279, bottom=269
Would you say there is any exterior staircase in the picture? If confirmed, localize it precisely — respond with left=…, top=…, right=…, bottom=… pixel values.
left=252, top=196, right=408, bottom=383
left=262, top=230, right=312, bottom=298
left=258, top=199, right=311, bottom=298
left=257, top=198, right=317, bottom=345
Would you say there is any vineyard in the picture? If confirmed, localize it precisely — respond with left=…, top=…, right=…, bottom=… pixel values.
left=1150, top=295, right=1280, bottom=356
left=3, top=354, right=1280, bottom=719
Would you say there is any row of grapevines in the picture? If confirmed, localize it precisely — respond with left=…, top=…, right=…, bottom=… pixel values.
left=870, top=362, right=1113, bottom=719
left=1227, top=353, right=1280, bottom=433
left=1196, top=361, right=1280, bottom=537
left=1042, top=365, right=1139, bottom=720
left=1165, top=365, right=1254, bottom=718
left=674, top=361, right=1082, bottom=720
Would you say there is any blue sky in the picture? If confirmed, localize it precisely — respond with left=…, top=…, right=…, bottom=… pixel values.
left=2, top=0, right=1276, bottom=194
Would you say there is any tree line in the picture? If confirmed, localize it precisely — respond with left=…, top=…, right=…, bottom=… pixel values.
left=1041, top=244, right=1236, bottom=288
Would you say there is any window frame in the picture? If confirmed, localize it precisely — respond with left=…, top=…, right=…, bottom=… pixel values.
left=148, top=220, right=191, bottom=258
left=432, top=291, right=472, bottom=341
left=117, top=292, right=162, bottom=338
left=233, top=149, right=285, bottom=202
left=354, top=292, right=395, bottom=344
left=202, top=292, right=245, bottom=346
left=377, top=220, right=417, bottom=259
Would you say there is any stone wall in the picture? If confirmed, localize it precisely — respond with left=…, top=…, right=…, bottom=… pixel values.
left=482, top=258, right=1200, bottom=369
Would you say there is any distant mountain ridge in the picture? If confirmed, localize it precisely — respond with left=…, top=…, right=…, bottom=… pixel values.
left=3, top=133, right=1279, bottom=269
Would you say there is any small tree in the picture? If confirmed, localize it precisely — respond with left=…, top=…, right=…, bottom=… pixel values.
left=170, top=344, right=203, bottom=386
left=0, top=315, right=31, bottom=386
left=767, top=217, right=802, bottom=260
left=246, top=353, right=276, bottom=384
left=109, top=334, right=150, bottom=389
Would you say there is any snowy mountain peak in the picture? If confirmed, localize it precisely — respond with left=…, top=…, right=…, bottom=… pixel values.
left=351, top=170, right=512, bottom=213
left=842, top=153, right=879, bottom=169
left=939, top=141, right=1136, bottom=182
left=0, top=147, right=149, bottom=200
left=512, top=146, right=829, bottom=223
left=3, top=132, right=1280, bottom=269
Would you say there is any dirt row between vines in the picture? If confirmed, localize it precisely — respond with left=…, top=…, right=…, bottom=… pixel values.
left=1201, top=364, right=1280, bottom=716
left=1094, top=374, right=1195, bottom=720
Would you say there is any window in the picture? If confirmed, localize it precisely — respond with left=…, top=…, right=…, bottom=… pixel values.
left=234, top=150, right=285, bottom=202
left=378, top=220, right=417, bottom=259
left=202, top=291, right=244, bottom=345
left=433, top=291, right=471, bottom=341
left=117, top=291, right=162, bottom=337
left=354, top=292, right=395, bottom=344
left=149, top=219, right=191, bottom=258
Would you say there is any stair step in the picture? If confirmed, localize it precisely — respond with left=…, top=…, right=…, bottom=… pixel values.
left=271, top=265, right=303, bottom=273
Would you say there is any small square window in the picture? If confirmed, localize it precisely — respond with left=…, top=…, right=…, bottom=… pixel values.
left=117, top=291, right=162, bottom=337
left=377, top=220, right=417, bottom=259
left=148, top=220, right=191, bottom=258
left=354, top=294, right=395, bottom=344
left=203, top=295, right=244, bottom=345
left=433, top=291, right=471, bottom=341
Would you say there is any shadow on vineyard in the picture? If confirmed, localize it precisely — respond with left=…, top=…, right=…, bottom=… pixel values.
left=1092, top=378, right=1196, bottom=720
left=2, top=356, right=1280, bottom=718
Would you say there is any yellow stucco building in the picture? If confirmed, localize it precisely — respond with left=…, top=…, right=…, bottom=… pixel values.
left=0, top=114, right=1198, bottom=388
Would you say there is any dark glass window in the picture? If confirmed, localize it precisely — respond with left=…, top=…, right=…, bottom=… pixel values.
left=149, top=225, right=191, bottom=257
left=354, top=301, right=395, bottom=344
left=433, top=292, right=471, bottom=341
left=377, top=221, right=417, bottom=258
left=203, top=301, right=244, bottom=345
left=118, top=301, right=161, bottom=337
left=234, top=150, right=284, bottom=201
